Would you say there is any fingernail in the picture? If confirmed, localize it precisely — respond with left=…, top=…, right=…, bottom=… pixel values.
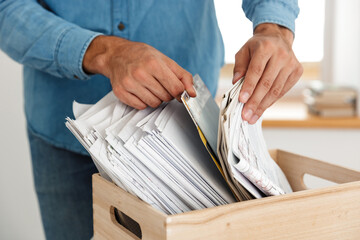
left=192, top=86, right=197, bottom=97
left=244, top=109, right=253, bottom=121
left=240, top=92, right=250, bottom=103
left=232, top=72, right=241, bottom=83
left=249, top=114, right=259, bottom=124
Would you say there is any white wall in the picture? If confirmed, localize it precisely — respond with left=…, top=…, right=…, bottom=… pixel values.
left=322, top=0, right=360, bottom=116
left=0, top=50, right=45, bottom=240
left=215, top=0, right=326, bottom=64
left=323, top=0, right=360, bottom=87
left=263, top=128, right=360, bottom=189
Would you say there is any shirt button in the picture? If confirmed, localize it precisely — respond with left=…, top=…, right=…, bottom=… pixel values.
left=118, top=22, right=125, bottom=31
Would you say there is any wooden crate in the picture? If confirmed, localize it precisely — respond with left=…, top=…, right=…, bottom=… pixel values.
left=92, top=150, right=360, bottom=240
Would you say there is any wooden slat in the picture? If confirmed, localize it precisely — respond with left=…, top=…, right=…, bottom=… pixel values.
left=276, top=150, right=360, bottom=191
left=166, top=181, right=360, bottom=240
left=268, top=149, right=278, bottom=162
left=92, top=174, right=167, bottom=240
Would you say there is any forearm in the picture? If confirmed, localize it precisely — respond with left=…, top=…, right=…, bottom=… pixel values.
left=0, top=0, right=101, bottom=80
left=254, top=23, right=294, bottom=47
left=242, top=0, right=299, bottom=35
left=83, top=35, right=129, bottom=77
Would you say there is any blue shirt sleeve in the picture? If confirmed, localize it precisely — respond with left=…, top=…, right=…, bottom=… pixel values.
left=0, top=0, right=102, bottom=80
left=242, top=0, right=300, bottom=35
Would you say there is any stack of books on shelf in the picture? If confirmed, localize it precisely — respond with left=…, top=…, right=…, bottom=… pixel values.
left=303, top=81, right=357, bottom=117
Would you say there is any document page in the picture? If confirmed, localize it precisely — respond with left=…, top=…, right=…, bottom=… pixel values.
left=218, top=79, right=292, bottom=197
left=66, top=91, right=235, bottom=215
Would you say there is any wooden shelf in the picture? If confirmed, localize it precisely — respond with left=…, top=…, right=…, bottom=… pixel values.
left=262, top=99, right=360, bottom=128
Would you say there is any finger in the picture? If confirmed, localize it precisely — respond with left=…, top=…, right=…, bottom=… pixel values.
left=277, top=64, right=303, bottom=99
left=131, top=86, right=162, bottom=108
left=249, top=64, right=302, bottom=124
left=113, top=88, right=147, bottom=110
left=146, top=79, right=173, bottom=102
left=133, top=70, right=173, bottom=102
left=120, top=75, right=163, bottom=108
left=241, top=58, right=284, bottom=122
left=180, top=72, right=196, bottom=97
left=165, top=58, right=196, bottom=97
left=239, top=50, right=272, bottom=104
left=233, top=47, right=250, bottom=84
left=148, top=60, right=185, bottom=99
left=248, top=68, right=292, bottom=124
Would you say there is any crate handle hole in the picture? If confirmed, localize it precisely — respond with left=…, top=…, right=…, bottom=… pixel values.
left=111, top=206, right=142, bottom=239
left=303, top=173, right=337, bottom=190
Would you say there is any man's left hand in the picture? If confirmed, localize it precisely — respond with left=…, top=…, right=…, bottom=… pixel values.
left=233, top=23, right=303, bottom=124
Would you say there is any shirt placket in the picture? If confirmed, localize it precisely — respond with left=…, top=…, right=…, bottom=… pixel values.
left=112, top=0, right=129, bottom=39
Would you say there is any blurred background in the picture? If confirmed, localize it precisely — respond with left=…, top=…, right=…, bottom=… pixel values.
left=1, top=0, right=360, bottom=239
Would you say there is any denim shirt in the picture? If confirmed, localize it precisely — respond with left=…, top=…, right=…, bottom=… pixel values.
left=0, top=0, right=299, bottom=155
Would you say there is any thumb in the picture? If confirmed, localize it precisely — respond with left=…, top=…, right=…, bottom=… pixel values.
left=233, top=48, right=250, bottom=84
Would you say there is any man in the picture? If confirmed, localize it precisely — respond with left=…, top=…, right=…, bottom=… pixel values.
left=0, top=0, right=302, bottom=239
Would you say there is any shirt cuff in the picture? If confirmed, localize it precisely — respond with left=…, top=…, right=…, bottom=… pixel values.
left=249, top=1, right=299, bottom=35
left=55, top=27, right=102, bottom=80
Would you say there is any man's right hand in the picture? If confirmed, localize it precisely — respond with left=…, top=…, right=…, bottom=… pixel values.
left=83, top=35, right=196, bottom=109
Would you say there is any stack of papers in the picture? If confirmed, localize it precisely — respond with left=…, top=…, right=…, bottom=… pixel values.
left=66, top=74, right=292, bottom=214
left=66, top=87, right=235, bottom=214
left=217, top=78, right=293, bottom=200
